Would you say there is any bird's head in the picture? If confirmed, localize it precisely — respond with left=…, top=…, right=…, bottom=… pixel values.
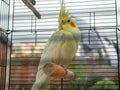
left=58, top=0, right=78, bottom=31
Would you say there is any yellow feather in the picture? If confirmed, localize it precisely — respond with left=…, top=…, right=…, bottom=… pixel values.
left=58, top=0, right=69, bottom=21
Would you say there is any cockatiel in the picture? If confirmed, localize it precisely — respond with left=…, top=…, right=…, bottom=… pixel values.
left=31, top=0, right=80, bottom=90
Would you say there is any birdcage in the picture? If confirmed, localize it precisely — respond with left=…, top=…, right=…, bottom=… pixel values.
left=0, top=0, right=120, bottom=90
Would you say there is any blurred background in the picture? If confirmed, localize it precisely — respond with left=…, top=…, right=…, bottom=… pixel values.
left=0, top=0, right=120, bottom=90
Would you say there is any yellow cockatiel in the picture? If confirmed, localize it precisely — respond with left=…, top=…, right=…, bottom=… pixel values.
left=31, top=0, right=80, bottom=90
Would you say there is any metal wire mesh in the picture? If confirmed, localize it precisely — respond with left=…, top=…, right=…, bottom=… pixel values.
left=0, top=0, right=10, bottom=90
left=0, top=0, right=120, bottom=90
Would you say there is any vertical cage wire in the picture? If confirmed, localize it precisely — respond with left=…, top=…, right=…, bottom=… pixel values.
left=115, top=0, right=120, bottom=87
left=8, top=0, right=120, bottom=90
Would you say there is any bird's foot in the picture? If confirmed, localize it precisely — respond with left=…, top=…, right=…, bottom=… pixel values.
left=43, top=63, right=76, bottom=80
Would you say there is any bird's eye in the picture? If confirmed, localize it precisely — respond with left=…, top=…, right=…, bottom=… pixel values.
left=67, top=19, right=70, bottom=23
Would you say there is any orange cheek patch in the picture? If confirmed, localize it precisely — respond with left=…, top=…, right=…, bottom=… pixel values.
left=70, top=22, right=76, bottom=28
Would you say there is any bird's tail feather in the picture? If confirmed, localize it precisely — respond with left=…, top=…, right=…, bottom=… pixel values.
left=31, top=69, right=50, bottom=90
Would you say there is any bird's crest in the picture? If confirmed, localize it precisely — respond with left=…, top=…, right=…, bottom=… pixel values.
left=58, top=0, right=69, bottom=21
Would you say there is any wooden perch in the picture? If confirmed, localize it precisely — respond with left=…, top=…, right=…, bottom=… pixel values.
left=43, top=63, right=76, bottom=80
left=22, top=0, right=41, bottom=19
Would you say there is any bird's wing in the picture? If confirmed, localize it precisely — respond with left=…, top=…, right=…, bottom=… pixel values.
left=42, top=31, right=65, bottom=54
left=38, top=31, right=65, bottom=68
